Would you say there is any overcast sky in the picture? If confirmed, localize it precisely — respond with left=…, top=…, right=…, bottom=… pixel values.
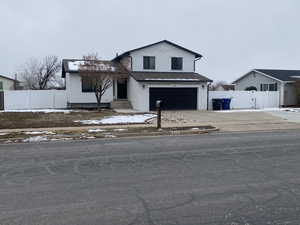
left=1, top=0, right=299, bottom=82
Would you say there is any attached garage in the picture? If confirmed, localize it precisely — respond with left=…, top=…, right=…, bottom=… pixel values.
left=149, top=88, right=197, bottom=110
left=128, top=71, right=212, bottom=112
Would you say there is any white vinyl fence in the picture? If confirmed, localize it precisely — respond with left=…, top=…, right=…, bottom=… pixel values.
left=4, top=90, right=67, bottom=110
left=209, top=91, right=280, bottom=110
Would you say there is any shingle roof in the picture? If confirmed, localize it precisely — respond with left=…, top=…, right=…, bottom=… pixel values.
left=62, top=59, right=129, bottom=78
left=255, top=69, right=300, bottom=82
left=114, top=40, right=203, bottom=61
left=0, top=75, right=16, bottom=81
left=130, top=71, right=212, bottom=82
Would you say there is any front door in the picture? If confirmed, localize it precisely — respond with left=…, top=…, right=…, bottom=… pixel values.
left=117, top=80, right=127, bottom=99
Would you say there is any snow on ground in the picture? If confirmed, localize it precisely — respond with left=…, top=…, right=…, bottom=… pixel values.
left=24, top=131, right=56, bottom=135
left=75, top=114, right=156, bottom=125
left=88, top=129, right=106, bottom=133
left=22, top=136, right=48, bottom=143
left=0, top=133, right=9, bottom=136
left=217, top=108, right=300, bottom=113
left=104, top=134, right=116, bottom=138
left=0, top=109, right=74, bottom=114
left=114, top=128, right=128, bottom=132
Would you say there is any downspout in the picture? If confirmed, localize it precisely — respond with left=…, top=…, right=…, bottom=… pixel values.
left=207, top=82, right=211, bottom=111
left=194, top=56, right=202, bottom=72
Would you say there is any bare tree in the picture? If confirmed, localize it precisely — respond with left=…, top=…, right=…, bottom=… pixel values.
left=211, top=81, right=228, bottom=91
left=79, top=53, right=128, bottom=110
left=20, top=56, right=61, bottom=90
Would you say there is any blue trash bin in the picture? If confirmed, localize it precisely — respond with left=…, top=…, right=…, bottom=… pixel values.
left=221, top=98, right=231, bottom=110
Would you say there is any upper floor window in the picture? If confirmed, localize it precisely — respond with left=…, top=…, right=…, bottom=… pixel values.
left=260, top=83, right=277, bottom=91
left=143, top=56, right=155, bottom=70
left=171, top=57, right=183, bottom=70
left=0, top=81, right=3, bottom=91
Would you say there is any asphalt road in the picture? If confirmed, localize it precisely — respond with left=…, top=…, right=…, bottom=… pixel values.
left=1, top=131, right=300, bottom=225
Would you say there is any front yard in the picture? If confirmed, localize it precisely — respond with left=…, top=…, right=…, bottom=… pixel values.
left=0, top=110, right=155, bottom=129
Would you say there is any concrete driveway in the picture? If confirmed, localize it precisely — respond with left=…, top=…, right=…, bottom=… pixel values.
left=161, top=110, right=300, bottom=132
left=268, top=108, right=300, bottom=123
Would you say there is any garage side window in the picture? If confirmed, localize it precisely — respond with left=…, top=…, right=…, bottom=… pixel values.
left=82, top=77, right=94, bottom=92
left=0, top=81, right=3, bottom=91
left=171, top=57, right=183, bottom=70
left=143, top=56, right=155, bottom=70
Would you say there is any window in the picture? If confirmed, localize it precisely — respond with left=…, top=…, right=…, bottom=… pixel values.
left=171, top=57, right=183, bottom=70
left=269, top=83, right=278, bottom=91
left=82, top=77, right=94, bottom=92
left=143, top=56, right=155, bottom=70
left=0, top=81, right=3, bottom=91
left=260, top=83, right=277, bottom=91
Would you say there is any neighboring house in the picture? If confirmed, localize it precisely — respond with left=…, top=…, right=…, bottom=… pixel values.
left=214, top=84, right=235, bottom=91
left=0, top=75, right=17, bottom=91
left=62, top=40, right=212, bottom=111
left=233, top=69, right=300, bottom=106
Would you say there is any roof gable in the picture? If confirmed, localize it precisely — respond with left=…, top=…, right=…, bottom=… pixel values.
left=114, top=40, right=202, bottom=60
left=0, top=75, right=16, bottom=81
left=233, top=69, right=300, bottom=84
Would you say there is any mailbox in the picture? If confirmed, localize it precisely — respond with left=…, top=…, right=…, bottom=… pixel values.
left=156, top=100, right=162, bottom=109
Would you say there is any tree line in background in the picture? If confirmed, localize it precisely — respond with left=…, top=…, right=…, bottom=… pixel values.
left=18, top=55, right=64, bottom=90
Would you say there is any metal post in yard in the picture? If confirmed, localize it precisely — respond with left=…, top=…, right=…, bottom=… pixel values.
left=156, top=100, right=162, bottom=129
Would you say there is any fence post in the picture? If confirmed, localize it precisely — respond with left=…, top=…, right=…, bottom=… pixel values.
left=0, top=91, right=4, bottom=110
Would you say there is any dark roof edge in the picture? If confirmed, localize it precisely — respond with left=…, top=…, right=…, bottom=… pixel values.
left=130, top=71, right=213, bottom=83
left=0, top=75, right=16, bottom=81
left=113, top=40, right=203, bottom=61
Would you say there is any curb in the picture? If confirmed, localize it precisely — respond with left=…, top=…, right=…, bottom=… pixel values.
left=0, top=126, right=219, bottom=144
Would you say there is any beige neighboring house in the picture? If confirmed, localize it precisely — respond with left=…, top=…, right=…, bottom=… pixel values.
left=0, top=75, right=17, bottom=91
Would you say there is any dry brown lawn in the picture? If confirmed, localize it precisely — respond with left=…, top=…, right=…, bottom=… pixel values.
left=0, top=110, right=117, bottom=129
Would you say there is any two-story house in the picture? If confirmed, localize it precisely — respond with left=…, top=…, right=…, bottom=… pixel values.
left=62, top=40, right=212, bottom=111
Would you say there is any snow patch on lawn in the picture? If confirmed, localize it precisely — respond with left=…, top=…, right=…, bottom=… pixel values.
left=114, top=128, right=128, bottom=132
left=24, top=131, right=56, bottom=135
left=0, top=109, right=74, bottom=114
left=0, top=133, right=9, bottom=136
left=216, top=108, right=280, bottom=113
left=75, top=114, right=156, bottom=125
left=88, top=129, right=106, bottom=133
left=22, top=136, right=48, bottom=143
left=217, top=108, right=300, bottom=113
left=104, top=134, right=116, bottom=138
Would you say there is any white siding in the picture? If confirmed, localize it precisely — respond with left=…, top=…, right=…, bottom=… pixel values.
left=235, top=71, right=281, bottom=91
left=128, top=77, right=208, bottom=112
left=130, top=42, right=196, bottom=73
left=66, top=73, right=113, bottom=104
left=127, top=77, right=148, bottom=111
left=0, top=77, right=14, bottom=90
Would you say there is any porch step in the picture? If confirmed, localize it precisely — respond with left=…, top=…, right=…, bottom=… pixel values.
left=111, top=100, right=132, bottom=109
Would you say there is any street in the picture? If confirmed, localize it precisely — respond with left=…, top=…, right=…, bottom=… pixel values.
left=1, top=130, right=300, bottom=225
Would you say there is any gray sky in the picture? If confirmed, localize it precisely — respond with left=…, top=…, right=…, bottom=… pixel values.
left=1, top=0, right=300, bottom=82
